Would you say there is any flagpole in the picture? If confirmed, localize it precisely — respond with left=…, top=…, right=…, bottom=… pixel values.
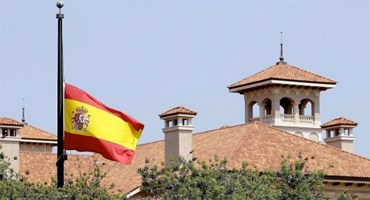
left=56, top=1, right=66, bottom=188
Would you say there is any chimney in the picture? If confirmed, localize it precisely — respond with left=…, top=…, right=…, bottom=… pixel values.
left=322, top=117, right=357, bottom=153
left=159, top=106, right=197, bottom=164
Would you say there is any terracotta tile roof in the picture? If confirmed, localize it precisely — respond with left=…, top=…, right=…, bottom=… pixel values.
left=193, top=122, right=370, bottom=178
left=20, top=122, right=370, bottom=195
left=228, top=63, right=337, bottom=90
left=159, top=106, right=197, bottom=118
left=101, top=141, right=165, bottom=194
left=20, top=124, right=57, bottom=141
left=19, top=152, right=116, bottom=185
left=321, top=117, right=358, bottom=128
left=0, top=117, right=24, bottom=126
left=0, top=118, right=57, bottom=141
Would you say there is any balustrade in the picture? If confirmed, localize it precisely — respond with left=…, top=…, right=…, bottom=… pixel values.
left=280, top=114, right=294, bottom=123
left=251, top=115, right=314, bottom=126
left=299, top=115, right=314, bottom=125
left=262, top=115, right=273, bottom=124
left=279, top=114, right=314, bottom=125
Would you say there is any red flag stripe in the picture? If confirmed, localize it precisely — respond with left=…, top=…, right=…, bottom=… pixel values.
left=64, top=131, right=135, bottom=164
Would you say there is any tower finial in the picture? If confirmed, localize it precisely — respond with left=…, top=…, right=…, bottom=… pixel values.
left=276, top=31, right=287, bottom=65
left=22, top=98, right=27, bottom=124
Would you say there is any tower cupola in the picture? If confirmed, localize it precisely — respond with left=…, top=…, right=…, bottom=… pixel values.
left=0, top=118, right=23, bottom=173
left=228, top=44, right=337, bottom=142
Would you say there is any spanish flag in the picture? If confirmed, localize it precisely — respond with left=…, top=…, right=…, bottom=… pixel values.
left=64, top=83, right=144, bottom=164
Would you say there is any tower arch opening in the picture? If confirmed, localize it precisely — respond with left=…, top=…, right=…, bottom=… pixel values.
left=262, top=98, right=272, bottom=116
left=298, top=98, right=315, bottom=125
left=280, top=97, right=293, bottom=114
left=299, top=98, right=314, bottom=116
left=248, top=100, right=260, bottom=122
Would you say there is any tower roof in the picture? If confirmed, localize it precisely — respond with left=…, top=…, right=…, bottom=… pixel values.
left=19, top=124, right=57, bottom=141
left=159, top=106, right=197, bottom=118
left=0, top=117, right=56, bottom=141
left=0, top=117, right=24, bottom=127
left=321, top=117, right=358, bottom=128
left=228, top=63, right=337, bottom=93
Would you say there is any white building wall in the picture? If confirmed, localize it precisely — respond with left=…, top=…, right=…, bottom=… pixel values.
left=20, top=143, right=54, bottom=152
left=0, top=138, right=20, bottom=173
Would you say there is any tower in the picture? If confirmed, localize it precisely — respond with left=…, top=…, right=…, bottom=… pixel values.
left=159, top=106, right=197, bottom=163
left=228, top=44, right=337, bottom=142
left=0, top=118, right=23, bottom=173
left=322, top=117, right=357, bottom=153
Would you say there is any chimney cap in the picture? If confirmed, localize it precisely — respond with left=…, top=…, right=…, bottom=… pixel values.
left=321, top=117, right=358, bottom=129
left=159, top=106, right=197, bottom=118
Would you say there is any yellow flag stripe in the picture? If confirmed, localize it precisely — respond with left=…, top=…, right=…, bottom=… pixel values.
left=65, top=99, right=142, bottom=151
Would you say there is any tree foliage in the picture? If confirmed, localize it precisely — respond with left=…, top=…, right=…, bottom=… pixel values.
left=0, top=144, right=123, bottom=200
left=138, top=153, right=357, bottom=200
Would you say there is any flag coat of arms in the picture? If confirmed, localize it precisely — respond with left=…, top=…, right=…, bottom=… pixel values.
left=64, top=83, right=144, bottom=164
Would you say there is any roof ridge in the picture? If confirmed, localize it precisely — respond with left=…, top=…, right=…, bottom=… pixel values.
left=192, top=122, right=255, bottom=136
left=103, top=162, right=119, bottom=177
left=228, top=65, right=277, bottom=88
left=227, top=122, right=259, bottom=161
left=136, top=139, right=164, bottom=147
left=22, top=124, right=57, bottom=138
left=271, top=64, right=282, bottom=78
left=287, top=64, right=337, bottom=83
left=0, top=117, right=24, bottom=126
left=326, top=116, right=356, bottom=122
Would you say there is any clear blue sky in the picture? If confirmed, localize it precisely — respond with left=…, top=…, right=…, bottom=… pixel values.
left=1, top=1, right=369, bottom=159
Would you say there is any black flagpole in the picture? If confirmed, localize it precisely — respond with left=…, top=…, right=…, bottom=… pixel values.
left=56, top=1, right=66, bottom=188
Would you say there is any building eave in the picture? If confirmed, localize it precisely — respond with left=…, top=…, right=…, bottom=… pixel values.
left=324, top=175, right=370, bottom=184
left=228, top=79, right=336, bottom=94
left=125, top=187, right=141, bottom=198
left=0, top=125, right=24, bottom=129
left=160, top=113, right=197, bottom=120
left=20, top=138, right=58, bottom=145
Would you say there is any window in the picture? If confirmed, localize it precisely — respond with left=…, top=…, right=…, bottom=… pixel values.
left=2, top=129, right=8, bottom=137
left=183, top=119, right=188, bottom=126
left=10, top=129, right=16, bottom=137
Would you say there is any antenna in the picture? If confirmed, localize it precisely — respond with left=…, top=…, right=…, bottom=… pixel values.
left=280, top=31, right=283, bottom=44
left=22, top=98, right=27, bottom=124
left=276, top=31, right=287, bottom=65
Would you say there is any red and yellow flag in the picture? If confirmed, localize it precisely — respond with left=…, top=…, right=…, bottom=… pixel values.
left=64, top=83, right=144, bottom=164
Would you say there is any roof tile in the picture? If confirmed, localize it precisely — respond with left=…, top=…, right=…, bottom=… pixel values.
left=0, top=118, right=24, bottom=126
left=321, top=117, right=358, bottom=128
left=228, top=63, right=337, bottom=89
left=159, top=106, right=197, bottom=118
left=19, top=152, right=116, bottom=185
left=0, top=118, right=56, bottom=141
left=20, top=125, right=57, bottom=141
